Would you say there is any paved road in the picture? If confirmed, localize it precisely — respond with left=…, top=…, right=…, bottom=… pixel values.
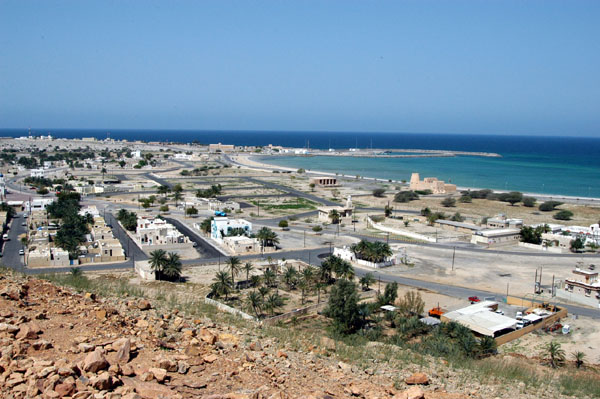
left=163, top=217, right=225, bottom=258
left=1, top=213, right=27, bottom=272
left=104, top=213, right=147, bottom=261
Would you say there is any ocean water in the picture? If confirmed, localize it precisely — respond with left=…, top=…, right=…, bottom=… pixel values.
left=1, top=128, right=599, bottom=197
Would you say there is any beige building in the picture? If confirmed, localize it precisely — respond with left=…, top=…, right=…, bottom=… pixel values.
left=209, top=143, right=235, bottom=153
left=27, top=246, right=70, bottom=267
left=317, top=196, right=354, bottom=223
left=471, top=228, right=521, bottom=247
left=223, top=236, right=261, bottom=254
left=487, top=214, right=523, bottom=229
left=310, top=177, right=338, bottom=187
left=410, top=173, right=456, bottom=194
left=81, top=216, right=126, bottom=263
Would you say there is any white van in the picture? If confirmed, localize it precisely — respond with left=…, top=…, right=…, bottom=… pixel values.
left=2, top=234, right=8, bottom=240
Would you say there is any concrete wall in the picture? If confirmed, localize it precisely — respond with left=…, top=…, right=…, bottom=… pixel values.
left=495, top=307, right=567, bottom=346
left=518, top=242, right=563, bottom=253
left=367, top=216, right=437, bottom=243
left=204, top=296, right=256, bottom=321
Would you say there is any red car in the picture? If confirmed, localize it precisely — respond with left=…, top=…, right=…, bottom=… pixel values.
left=468, top=296, right=481, bottom=303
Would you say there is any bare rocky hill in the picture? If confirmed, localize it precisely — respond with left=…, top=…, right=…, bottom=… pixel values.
left=0, top=272, right=589, bottom=399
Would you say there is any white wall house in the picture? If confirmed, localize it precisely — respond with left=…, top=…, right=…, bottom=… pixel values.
left=136, top=217, right=189, bottom=246
left=210, top=217, right=252, bottom=242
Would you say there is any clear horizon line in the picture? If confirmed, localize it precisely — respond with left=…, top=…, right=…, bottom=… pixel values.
left=0, top=127, right=598, bottom=139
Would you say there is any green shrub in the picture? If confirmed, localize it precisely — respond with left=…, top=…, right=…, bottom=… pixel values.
left=554, top=210, right=573, bottom=220
left=394, top=191, right=419, bottom=203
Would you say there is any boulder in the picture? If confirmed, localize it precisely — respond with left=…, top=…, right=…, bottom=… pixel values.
left=115, top=338, right=131, bottom=364
left=16, top=325, right=39, bottom=340
left=137, top=300, right=152, bottom=310
left=405, top=373, right=429, bottom=385
left=54, top=381, right=76, bottom=397
left=83, top=348, right=109, bottom=373
left=393, top=386, right=424, bottom=399
left=199, top=328, right=217, bottom=345
left=90, top=372, right=113, bottom=390
left=149, top=367, right=168, bottom=383
left=158, top=359, right=177, bottom=372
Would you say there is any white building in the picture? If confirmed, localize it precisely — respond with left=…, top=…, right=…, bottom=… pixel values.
left=132, top=150, right=142, bottom=159
left=0, top=173, right=5, bottom=199
left=173, top=153, right=193, bottom=160
left=25, top=198, right=55, bottom=212
left=210, top=217, right=252, bottom=242
left=30, top=168, right=45, bottom=178
left=136, top=217, right=190, bottom=246
left=487, top=214, right=523, bottom=229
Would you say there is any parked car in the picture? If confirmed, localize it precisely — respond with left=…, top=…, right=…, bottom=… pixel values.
left=19, top=249, right=24, bottom=255
left=468, top=296, right=480, bottom=303
left=2, top=234, right=9, bottom=240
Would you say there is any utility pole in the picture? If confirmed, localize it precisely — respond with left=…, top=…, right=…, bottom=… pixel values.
left=506, top=282, right=509, bottom=299
left=451, top=247, right=456, bottom=271
left=534, top=268, right=538, bottom=294
left=552, top=275, right=555, bottom=297
left=303, top=229, right=306, bottom=248
left=257, top=201, right=260, bottom=217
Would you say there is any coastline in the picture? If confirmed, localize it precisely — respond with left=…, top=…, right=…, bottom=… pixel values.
left=233, top=154, right=600, bottom=204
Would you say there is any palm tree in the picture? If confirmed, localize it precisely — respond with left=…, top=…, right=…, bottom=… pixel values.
left=199, top=217, right=213, bottom=235
left=359, top=273, right=375, bottom=291
left=226, top=256, right=242, bottom=288
left=117, top=208, right=129, bottom=221
left=256, top=227, right=279, bottom=252
left=157, top=185, right=170, bottom=197
left=283, top=265, right=298, bottom=290
left=299, top=267, right=314, bottom=304
left=101, top=167, right=107, bottom=182
left=149, top=249, right=167, bottom=280
left=319, top=256, right=334, bottom=283
left=258, top=286, right=270, bottom=300
left=243, top=262, right=254, bottom=288
left=264, top=292, right=285, bottom=316
left=173, top=191, right=183, bottom=207
left=246, top=291, right=263, bottom=319
left=545, top=341, right=565, bottom=368
left=163, top=252, right=182, bottom=281
left=329, top=209, right=340, bottom=224
left=211, top=271, right=233, bottom=300
left=572, top=351, right=585, bottom=369
left=263, top=269, right=277, bottom=288
left=250, top=275, right=261, bottom=289
left=333, top=257, right=354, bottom=280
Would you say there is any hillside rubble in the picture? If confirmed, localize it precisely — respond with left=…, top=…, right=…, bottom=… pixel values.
left=0, top=273, right=561, bottom=399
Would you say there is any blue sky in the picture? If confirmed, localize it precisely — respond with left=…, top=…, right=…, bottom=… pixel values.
left=1, top=1, right=599, bottom=136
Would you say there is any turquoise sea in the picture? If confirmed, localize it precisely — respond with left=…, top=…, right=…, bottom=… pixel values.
left=258, top=153, right=599, bottom=198
left=1, top=129, right=598, bottom=198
